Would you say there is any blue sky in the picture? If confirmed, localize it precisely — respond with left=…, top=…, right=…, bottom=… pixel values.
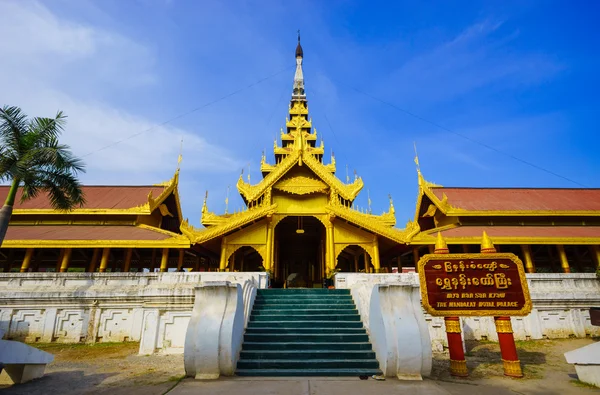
left=1, top=0, right=599, bottom=227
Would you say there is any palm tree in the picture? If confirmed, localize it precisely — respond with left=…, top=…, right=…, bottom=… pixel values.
left=0, top=106, right=86, bottom=247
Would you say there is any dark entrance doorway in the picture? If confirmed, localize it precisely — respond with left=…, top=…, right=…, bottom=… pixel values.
left=274, top=216, right=324, bottom=288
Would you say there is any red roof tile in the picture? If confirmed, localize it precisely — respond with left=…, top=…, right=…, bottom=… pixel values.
left=0, top=185, right=166, bottom=210
left=5, top=225, right=173, bottom=241
left=439, top=226, right=600, bottom=239
left=431, top=188, right=600, bottom=212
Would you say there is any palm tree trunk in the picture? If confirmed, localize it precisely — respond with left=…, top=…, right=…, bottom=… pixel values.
left=0, top=178, right=20, bottom=247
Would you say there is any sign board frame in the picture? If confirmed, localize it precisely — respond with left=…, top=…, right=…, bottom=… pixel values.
left=418, top=253, right=532, bottom=317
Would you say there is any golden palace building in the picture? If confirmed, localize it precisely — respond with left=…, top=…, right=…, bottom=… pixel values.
left=1, top=39, right=599, bottom=280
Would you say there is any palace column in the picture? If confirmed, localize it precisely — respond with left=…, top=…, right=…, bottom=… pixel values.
left=557, top=245, right=571, bottom=273
left=19, top=248, right=35, bottom=273
left=412, top=247, right=420, bottom=273
left=123, top=248, right=133, bottom=272
left=177, top=248, right=185, bottom=271
left=354, top=255, right=359, bottom=272
left=99, top=248, right=111, bottom=272
left=219, top=238, right=227, bottom=271
left=325, top=219, right=335, bottom=272
left=521, top=245, right=536, bottom=273
left=265, top=218, right=274, bottom=271
left=59, top=248, right=72, bottom=272
left=591, top=245, right=600, bottom=269
left=372, top=236, right=381, bottom=272
left=160, top=248, right=169, bottom=272
left=87, top=248, right=100, bottom=272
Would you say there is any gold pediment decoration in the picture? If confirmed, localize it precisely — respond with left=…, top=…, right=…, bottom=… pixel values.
left=274, top=176, right=328, bottom=195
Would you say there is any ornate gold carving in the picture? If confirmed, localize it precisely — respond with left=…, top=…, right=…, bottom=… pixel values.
left=274, top=176, right=328, bottom=195
left=158, top=204, right=173, bottom=217
left=449, top=360, right=468, bottom=376
left=494, top=318, right=514, bottom=334
left=189, top=204, right=278, bottom=244
left=481, top=231, right=496, bottom=252
left=325, top=204, right=409, bottom=244
left=435, top=232, right=448, bottom=253
left=423, top=204, right=437, bottom=217
left=444, top=319, right=462, bottom=333
left=501, top=359, right=523, bottom=377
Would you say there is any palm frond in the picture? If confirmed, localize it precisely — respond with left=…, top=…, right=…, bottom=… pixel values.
left=28, top=111, right=67, bottom=143
left=38, top=168, right=86, bottom=210
left=0, top=106, right=28, bottom=156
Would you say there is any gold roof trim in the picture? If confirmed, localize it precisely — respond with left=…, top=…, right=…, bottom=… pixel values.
left=183, top=204, right=278, bottom=244
left=325, top=203, right=408, bottom=243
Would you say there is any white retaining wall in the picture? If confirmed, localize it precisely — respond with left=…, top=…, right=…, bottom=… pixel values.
left=0, top=272, right=268, bottom=354
left=0, top=272, right=598, bottom=354
left=336, top=273, right=600, bottom=351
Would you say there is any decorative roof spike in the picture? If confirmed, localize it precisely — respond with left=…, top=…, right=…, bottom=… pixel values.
left=434, top=232, right=449, bottom=254
left=292, top=32, right=306, bottom=100
left=202, top=191, right=208, bottom=214
left=481, top=231, right=497, bottom=253
left=388, top=194, right=395, bottom=215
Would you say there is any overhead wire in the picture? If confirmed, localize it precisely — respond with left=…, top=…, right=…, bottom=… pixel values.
left=328, top=78, right=587, bottom=188
left=80, top=65, right=294, bottom=159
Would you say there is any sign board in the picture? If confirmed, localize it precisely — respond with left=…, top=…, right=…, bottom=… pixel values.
left=418, top=253, right=532, bottom=317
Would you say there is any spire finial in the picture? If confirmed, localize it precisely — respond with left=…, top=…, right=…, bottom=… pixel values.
left=435, top=232, right=449, bottom=253
left=293, top=34, right=305, bottom=99
left=481, top=231, right=497, bottom=253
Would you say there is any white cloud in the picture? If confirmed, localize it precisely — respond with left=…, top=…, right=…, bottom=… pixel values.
left=0, top=0, right=240, bottom=187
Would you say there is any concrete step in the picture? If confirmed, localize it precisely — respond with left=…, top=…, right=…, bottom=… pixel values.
left=239, top=350, right=377, bottom=360
left=245, top=327, right=367, bottom=334
left=241, top=342, right=375, bottom=351
left=247, top=321, right=364, bottom=329
left=235, top=368, right=383, bottom=377
left=251, top=309, right=358, bottom=316
left=237, top=359, right=380, bottom=369
left=244, top=333, right=370, bottom=343
left=250, top=314, right=361, bottom=322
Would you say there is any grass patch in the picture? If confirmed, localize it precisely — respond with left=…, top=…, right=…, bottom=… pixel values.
left=571, top=379, right=599, bottom=389
left=168, top=374, right=185, bottom=382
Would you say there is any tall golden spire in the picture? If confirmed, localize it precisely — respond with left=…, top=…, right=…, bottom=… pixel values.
left=293, top=30, right=305, bottom=100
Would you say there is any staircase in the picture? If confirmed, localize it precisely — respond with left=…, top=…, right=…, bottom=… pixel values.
left=236, top=288, right=382, bottom=377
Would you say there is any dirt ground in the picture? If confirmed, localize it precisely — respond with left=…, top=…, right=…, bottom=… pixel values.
left=0, top=338, right=598, bottom=395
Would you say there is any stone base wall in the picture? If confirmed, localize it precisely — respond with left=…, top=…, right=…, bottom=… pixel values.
left=0, top=272, right=267, bottom=354
left=336, top=273, right=600, bottom=351
left=1, top=272, right=598, bottom=354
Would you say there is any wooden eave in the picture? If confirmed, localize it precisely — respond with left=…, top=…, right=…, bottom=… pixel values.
left=183, top=204, right=278, bottom=245
left=2, top=223, right=190, bottom=249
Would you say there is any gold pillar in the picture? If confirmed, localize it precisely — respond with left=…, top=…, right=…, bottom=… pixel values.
left=99, top=248, right=111, bottom=272
left=219, top=239, right=227, bottom=271
left=19, top=248, right=35, bottom=273
left=88, top=248, right=100, bottom=272
left=590, top=245, right=600, bottom=269
left=354, top=255, right=359, bottom=272
left=177, top=249, right=184, bottom=271
left=326, top=223, right=335, bottom=272
left=240, top=253, right=245, bottom=272
left=160, top=248, right=169, bottom=272
left=521, top=245, right=535, bottom=273
left=265, top=221, right=273, bottom=271
left=557, top=245, right=570, bottom=273
left=59, top=248, right=72, bottom=272
left=56, top=249, right=65, bottom=272
left=372, top=237, right=381, bottom=272
left=123, top=248, right=133, bottom=272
